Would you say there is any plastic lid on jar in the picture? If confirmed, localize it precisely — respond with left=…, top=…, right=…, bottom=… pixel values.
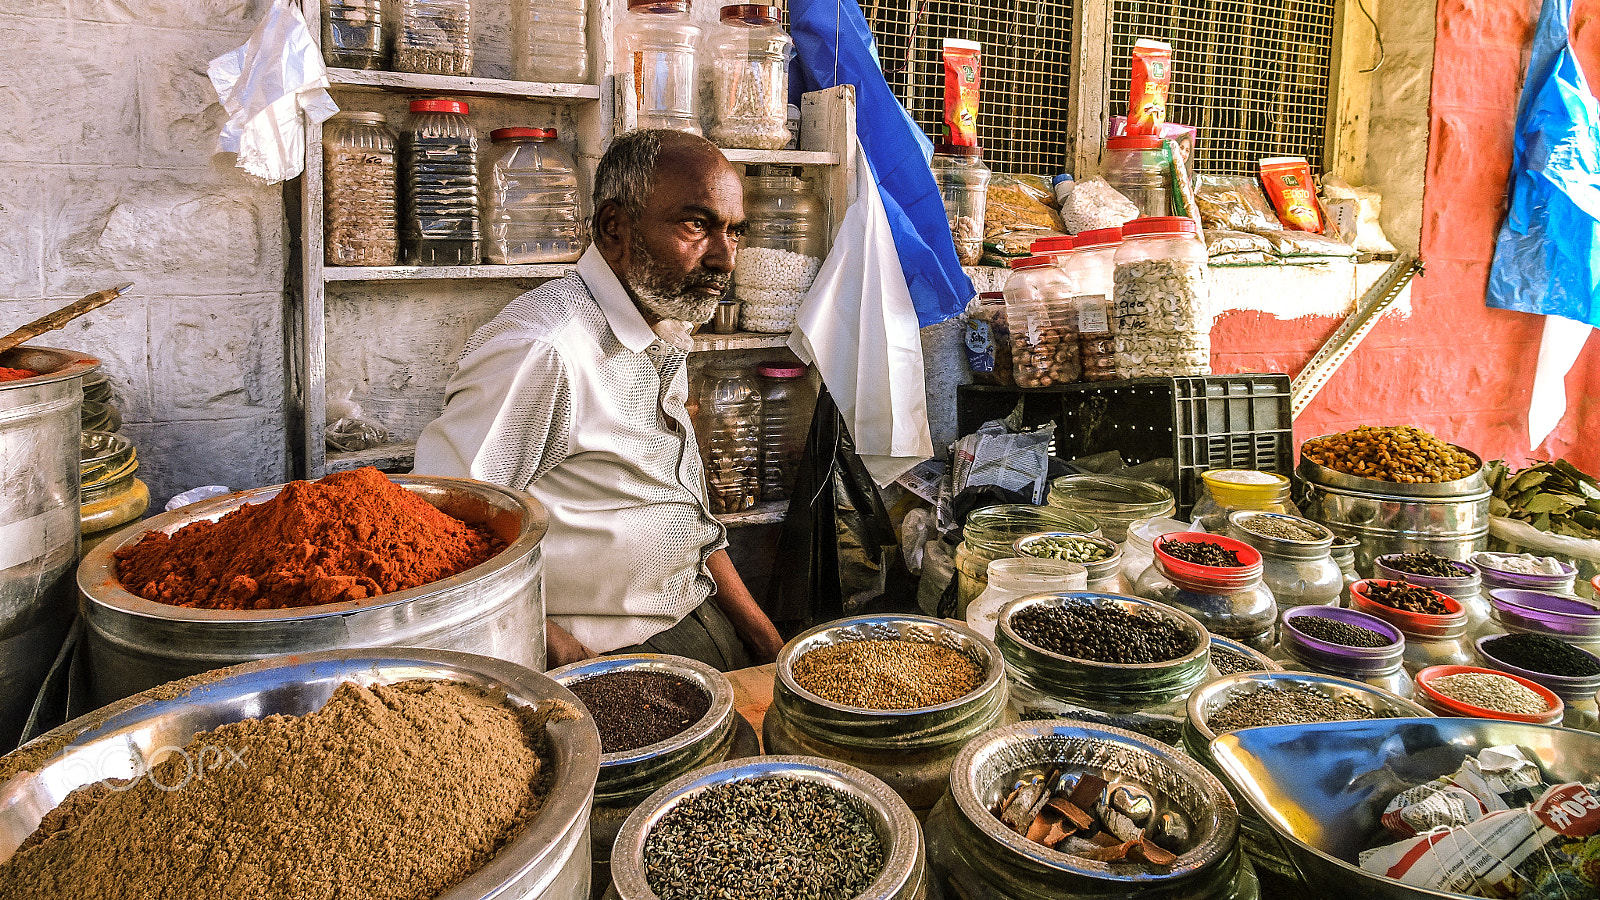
left=1030, top=236, right=1075, bottom=255
left=1414, top=664, right=1563, bottom=724
left=329, top=111, right=386, bottom=124
left=629, top=0, right=689, bottom=11
left=1107, top=135, right=1164, bottom=151
left=1153, top=533, right=1265, bottom=586
left=721, top=4, right=779, bottom=23
left=410, top=99, right=469, bottom=116
left=934, top=143, right=984, bottom=158
left=1009, top=256, right=1054, bottom=270
left=1121, top=216, right=1197, bottom=238
left=1073, top=226, right=1123, bottom=248
left=490, top=127, right=550, bottom=142
left=978, top=291, right=1005, bottom=301
left=756, top=361, right=807, bottom=378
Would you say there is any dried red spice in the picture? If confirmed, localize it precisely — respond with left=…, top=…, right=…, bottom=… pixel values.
left=114, top=467, right=502, bottom=610
left=0, top=367, right=39, bottom=382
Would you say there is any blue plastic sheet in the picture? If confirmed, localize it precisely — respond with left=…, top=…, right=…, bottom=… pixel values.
left=1486, top=0, right=1600, bottom=326
left=788, top=0, right=974, bottom=327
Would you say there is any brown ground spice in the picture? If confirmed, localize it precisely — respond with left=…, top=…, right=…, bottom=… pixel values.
left=0, top=680, right=573, bottom=900
left=114, top=466, right=502, bottom=610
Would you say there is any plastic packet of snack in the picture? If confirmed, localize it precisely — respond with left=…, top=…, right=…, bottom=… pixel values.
left=984, top=176, right=1065, bottom=237
left=985, top=227, right=1063, bottom=257
left=1259, top=156, right=1325, bottom=232
left=1258, top=228, right=1356, bottom=258
left=1126, top=39, right=1173, bottom=135
left=1195, top=175, right=1281, bottom=232
left=1206, top=252, right=1273, bottom=267
left=1059, top=178, right=1139, bottom=234
left=942, top=39, right=982, bottom=147
left=1206, top=230, right=1273, bottom=256
left=963, top=293, right=1015, bottom=386
left=1379, top=746, right=1547, bottom=840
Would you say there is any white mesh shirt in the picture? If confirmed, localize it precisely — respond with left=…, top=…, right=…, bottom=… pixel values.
left=413, top=247, right=726, bottom=652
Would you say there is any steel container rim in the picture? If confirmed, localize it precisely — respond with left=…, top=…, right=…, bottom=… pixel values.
left=1208, top=634, right=1284, bottom=674
left=771, top=614, right=1007, bottom=750
left=1184, top=670, right=1432, bottom=759
left=1296, top=448, right=1489, bottom=499
left=0, top=345, right=101, bottom=390
left=609, top=755, right=926, bottom=900
left=0, top=647, right=601, bottom=899
left=78, top=474, right=548, bottom=625
left=1226, top=510, right=1334, bottom=559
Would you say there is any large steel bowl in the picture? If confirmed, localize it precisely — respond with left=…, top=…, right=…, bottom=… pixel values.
left=79, top=474, right=547, bottom=705
left=1210, top=717, right=1600, bottom=900
left=0, top=648, right=602, bottom=900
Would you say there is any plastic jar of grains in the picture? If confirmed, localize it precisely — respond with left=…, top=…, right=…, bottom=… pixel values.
left=995, top=593, right=1212, bottom=746
left=401, top=99, right=480, bottom=266
left=753, top=361, right=809, bottom=502
left=962, top=292, right=1015, bottom=386
left=1472, top=551, right=1580, bottom=596
left=952, top=505, right=1101, bottom=618
left=1013, top=532, right=1132, bottom=595
left=1375, top=552, right=1489, bottom=637
left=967, top=557, right=1088, bottom=641
left=322, top=111, right=397, bottom=267
left=321, top=0, right=384, bottom=69
left=1476, top=632, right=1600, bottom=730
left=1046, top=473, right=1175, bottom=543
left=390, top=0, right=472, bottom=75
left=1350, top=579, right=1473, bottom=675
left=617, top=0, right=702, bottom=134
left=1413, top=664, right=1564, bottom=725
left=1487, top=588, right=1600, bottom=657
left=1104, top=135, right=1172, bottom=217
left=1063, top=227, right=1123, bottom=381
left=1134, top=533, right=1277, bottom=652
left=930, top=144, right=991, bottom=266
left=735, top=166, right=824, bottom=333
left=1226, top=512, right=1343, bottom=625
left=1112, top=216, right=1211, bottom=378
left=513, top=0, right=587, bottom=83
left=707, top=4, right=793, bottom=150
left=1190, top=469, right=1300, bottom=533
left=690, top=365, right=762, bottom=514
left=1271, top=606, right=1414, bottom=698
left=1001, top=256, right=1082, bottom=387
left=482, top=128, right=583, bottom=264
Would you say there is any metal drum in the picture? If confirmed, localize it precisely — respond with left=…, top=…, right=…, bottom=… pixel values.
left=0, top=346, right=99, bottom=752
left=1295, top=449, right=1491, bottom=578
left=0, top=648, right=601, bottom=900
left=79, top=474, right=547, bottom=706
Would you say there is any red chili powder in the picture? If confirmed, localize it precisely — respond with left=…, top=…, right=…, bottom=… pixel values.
left=0, top=367, right=39, bottom=382
left=114, top=467, right=504, bottom=610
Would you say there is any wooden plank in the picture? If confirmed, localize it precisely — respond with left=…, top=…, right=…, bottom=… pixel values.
left=800, top=85, right=858, bottom=246
left=327, top=68, right=601, bottom=101
left=1066, top=0, right=1113, bottom=178
left=1324, top=0, right=1378, bottom=182
left=691, top=331, right=794, bottom=352
left=323, top=264, right=574, bottom=282
left=722, top=149, right=840, bottom=166
left=327, top=441, right=418, bottom=473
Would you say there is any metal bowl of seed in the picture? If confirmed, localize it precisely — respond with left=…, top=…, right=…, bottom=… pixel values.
left=607, top=755, right=930, bottom=900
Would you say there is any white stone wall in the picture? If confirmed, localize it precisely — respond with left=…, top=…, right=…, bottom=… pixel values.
left=1, top=0, right=288, bottom=506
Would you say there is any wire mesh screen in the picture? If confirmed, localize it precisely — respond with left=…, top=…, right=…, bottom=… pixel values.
left=862, top=0, right=1074, bottom=176
left=1107, top=0, right=1335, bottom=175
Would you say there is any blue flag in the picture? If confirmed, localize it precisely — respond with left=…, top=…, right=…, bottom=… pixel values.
left=788, top=0, right=975, bottom=327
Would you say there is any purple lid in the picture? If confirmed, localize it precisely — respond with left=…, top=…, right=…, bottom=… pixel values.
left=1374, top=554, right=1479, bottom=587
left=1281, top=606, right=1406, bottom=674
left=1475, top=634, right=1600, bottom=697
left=1489, top=588, right=1600, bottom=640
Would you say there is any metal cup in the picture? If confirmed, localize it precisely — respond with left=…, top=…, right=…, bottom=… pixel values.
left=711, top=300, right=740, bottom=334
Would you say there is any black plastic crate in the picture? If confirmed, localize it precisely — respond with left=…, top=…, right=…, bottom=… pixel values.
left=956, top=374, right=1294, bottom=517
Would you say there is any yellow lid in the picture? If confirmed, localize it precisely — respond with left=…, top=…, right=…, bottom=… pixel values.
left=1201, top=469, right=1290, bottom=505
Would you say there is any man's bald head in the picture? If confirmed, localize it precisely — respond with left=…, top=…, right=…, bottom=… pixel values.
left=593, top=129, right=738, bottom=224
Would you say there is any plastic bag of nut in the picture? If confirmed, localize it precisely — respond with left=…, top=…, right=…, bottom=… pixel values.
left=1004, top=288, right=1082, bottom=388
left=963, top=293, right=1016, bottom=386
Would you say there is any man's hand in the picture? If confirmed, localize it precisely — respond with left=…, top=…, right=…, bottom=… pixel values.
left=546, top=621, right=595, bottom=669
left=707, top=549, right=785, bottom=665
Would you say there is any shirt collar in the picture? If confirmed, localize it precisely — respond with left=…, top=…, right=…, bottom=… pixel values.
left=578, top=245, right=660, bottom=354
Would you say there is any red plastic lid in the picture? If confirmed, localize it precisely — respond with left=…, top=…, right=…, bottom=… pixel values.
left=1009, top=256, right=1054, bottom=270
left=1030, top=236, right=1075, bottom=255
left=1153, top=533, right=1264, bottom=579
left=1107, top=135, right=1164, bottom=150
left=1415, top=664, right=1563, bottom=723
left=629, top=0, right=688, bottom=11
left=1073, top=226, right=1124, bottom=248
left=410, top=98, right=469, bottom=115
left=1121, top=216, right=1197, bottom=237
left=1351, top=579, right=1466, bottom=625
left=721, top=4, right=779, bottom=23
left=491, top=127, right=550, bottom=142
left=934, top=143, right=983, bottom=158
left=978, top=291, right=1004, bottom=300
left=756, top=361, right=807, bottom=378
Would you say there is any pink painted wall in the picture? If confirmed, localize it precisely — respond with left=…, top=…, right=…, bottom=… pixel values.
left=1210, top=0, right=1600, bottom=473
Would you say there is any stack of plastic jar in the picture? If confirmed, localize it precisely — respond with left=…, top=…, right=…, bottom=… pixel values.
left=1045, top=474, right=1174, bottom=543
left=951, top=504, right=1099, bottom=618
left=1227, top=511, right=1343, bottom=623
left=1103, top=136, right=1171, bottom=217
left=930, top=145, right=991, bottom=266
left=1375, top=553, right=1489, bottom=638
left=618, top=0, right=702, bottom=134
left=401, top=99, right=480, bottom=265
left=1064, top=227, right=1122, bottom=381
left=513, top=0, right=588, bottom=82
left=1273, top=606, right=1413, bottom=698
left=322, top=0, right=385, bottom=69
left=707, top=5, right=793, bottom=150
left=691, top=366, right=763, bottom=514
left=322, top=112, right=397, bottom=266
left=1190, top=469, right=1300, bottom=533
left=1001, top=256, right=1080, bottom=387
left=1351, top=579, right=1473, bottom=675
left=1472, top=551, right=1580, bottom=596
left=1112, top=217, right=1210, bottom=377
left=483, top=128, right=583, bottom=264
left=1134, top=533, right=1277, bottom=651
left=391, top=0, right=472, bottom=75
left=736, top=167, right=824, bottom=333
left=753, top=362, right=809, bottom=502
left=965, top=557, right=1087, bottom=641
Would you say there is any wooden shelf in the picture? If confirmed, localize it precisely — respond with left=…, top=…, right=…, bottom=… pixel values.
left=327, top=441, right=417, bottom=473
left=716, top=500, right=789, bottom=528
left=722, top=149, right=840, bottom=166
left=327, top=69, right=600, bottom=102
left=691, top=331, right=793, bottom=352
left=323, top=263, right=575, bottom=282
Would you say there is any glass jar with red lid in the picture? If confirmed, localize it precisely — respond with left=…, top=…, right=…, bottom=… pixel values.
left=1134, top=533, right=1278, bottom=651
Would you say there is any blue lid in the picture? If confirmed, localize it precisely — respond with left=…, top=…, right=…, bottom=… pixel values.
left=1051, top=173, right=1073, bottom=186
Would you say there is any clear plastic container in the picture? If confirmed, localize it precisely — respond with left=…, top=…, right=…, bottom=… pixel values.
left=390, top=0, right=472, bottom=76
left=1012, top=532, right=1130, bottom=595
left=617, top=0, right=701, bottom=134
left=1046, top=474, right=1174, bottom=544
left=1121, top=516, right=1192, bottom=587
left=952, top=505, right=1100, bottom=617
left=1351, top=579, right=1473, bottom=676
left=707, top=4, right=793, bottom=150
left=930, top=145, right=991, bottom=266
left=1330, top=536, right=1362, bottom=605
left=1104, top=135, right=1171, bottom=217
left=1487, top=588, right=1600, bottom=657
left=1471, top=551, right=1580, bottom=596
left=1227, top=512, right=1343, bottom=625
left=322, top=0, right=385, bottom=69
left=966, top=557, right=1087, bottom=641
left=322, top=112, right=398, bottom=267
left=1064, top=227, right=1122, bottom=382
left=1134, top=533, right=1277, bottom=652
left=736, top=167, right=824, bottom=333
left=483, top=127, right=583, bottom=264
left=754, top=361, right=809, bottom=502
left=1374, top=554, right=1490, bottom=639
left=1190, top=469, right=1299, bottom=533
left=691, top=365, right=762, bottom=514
left=1272, top=606, right=1414, bottom=699
left=401, top=98, right=480, bottom=266
left=513, top=0, right=588, bottom=83
left=1112, top=216, right=1210, bottom=378
left=1001, top=256, right=1080, bottom=387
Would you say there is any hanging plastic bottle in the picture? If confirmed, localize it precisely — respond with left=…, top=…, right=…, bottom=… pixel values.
left=617, top=0, right=702, bottom=134
left=513, top=0, right=588, bottom=83
left=483, top=128, right=584, bottom=264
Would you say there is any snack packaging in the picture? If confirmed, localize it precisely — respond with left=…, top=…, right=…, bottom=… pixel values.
left=1379, top=746, right=1546, bottom=840
left=1110, top=116, right=1196, bottom=169
left=943, top=39, right=982, bottom=148
left=1257, top=228, right=1355, bottom=259
left=962, top=293, right=1015, bottom=386
left=1058, top=178, right=1139, bottom=233
left=1204, top=230, right=1273, bottom=257
left=1194, top=174, right=1281, bottom=233
left=1259, top=156, right=1325, bottom=232
left=1127, top=39, right=1173, bottom=135
left=984, top=175, right=1066, bottom=237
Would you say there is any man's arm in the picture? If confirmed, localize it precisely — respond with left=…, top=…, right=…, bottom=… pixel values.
left=546, top=621, right=595, bottom=668
left=706, top=549, right=784, bottom=664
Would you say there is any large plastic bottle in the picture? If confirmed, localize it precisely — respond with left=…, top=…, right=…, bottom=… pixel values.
left=390, top=0, right=473, bottom=76
left=707, top=4, right=793, bottom=150
left=483, top=128, right=584, bottom=264
left=401, top=99, right=480, bottom=266
left=616, top=0, right=702, bottom=134
left=691, top=365, right=762, bottom=514
left=513, top=0, right=588, bottom=83
left=754, top=362, right=810, bottom=502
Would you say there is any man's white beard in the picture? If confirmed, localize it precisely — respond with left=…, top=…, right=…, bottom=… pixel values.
left=628, top=235, right=728, bottom=325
